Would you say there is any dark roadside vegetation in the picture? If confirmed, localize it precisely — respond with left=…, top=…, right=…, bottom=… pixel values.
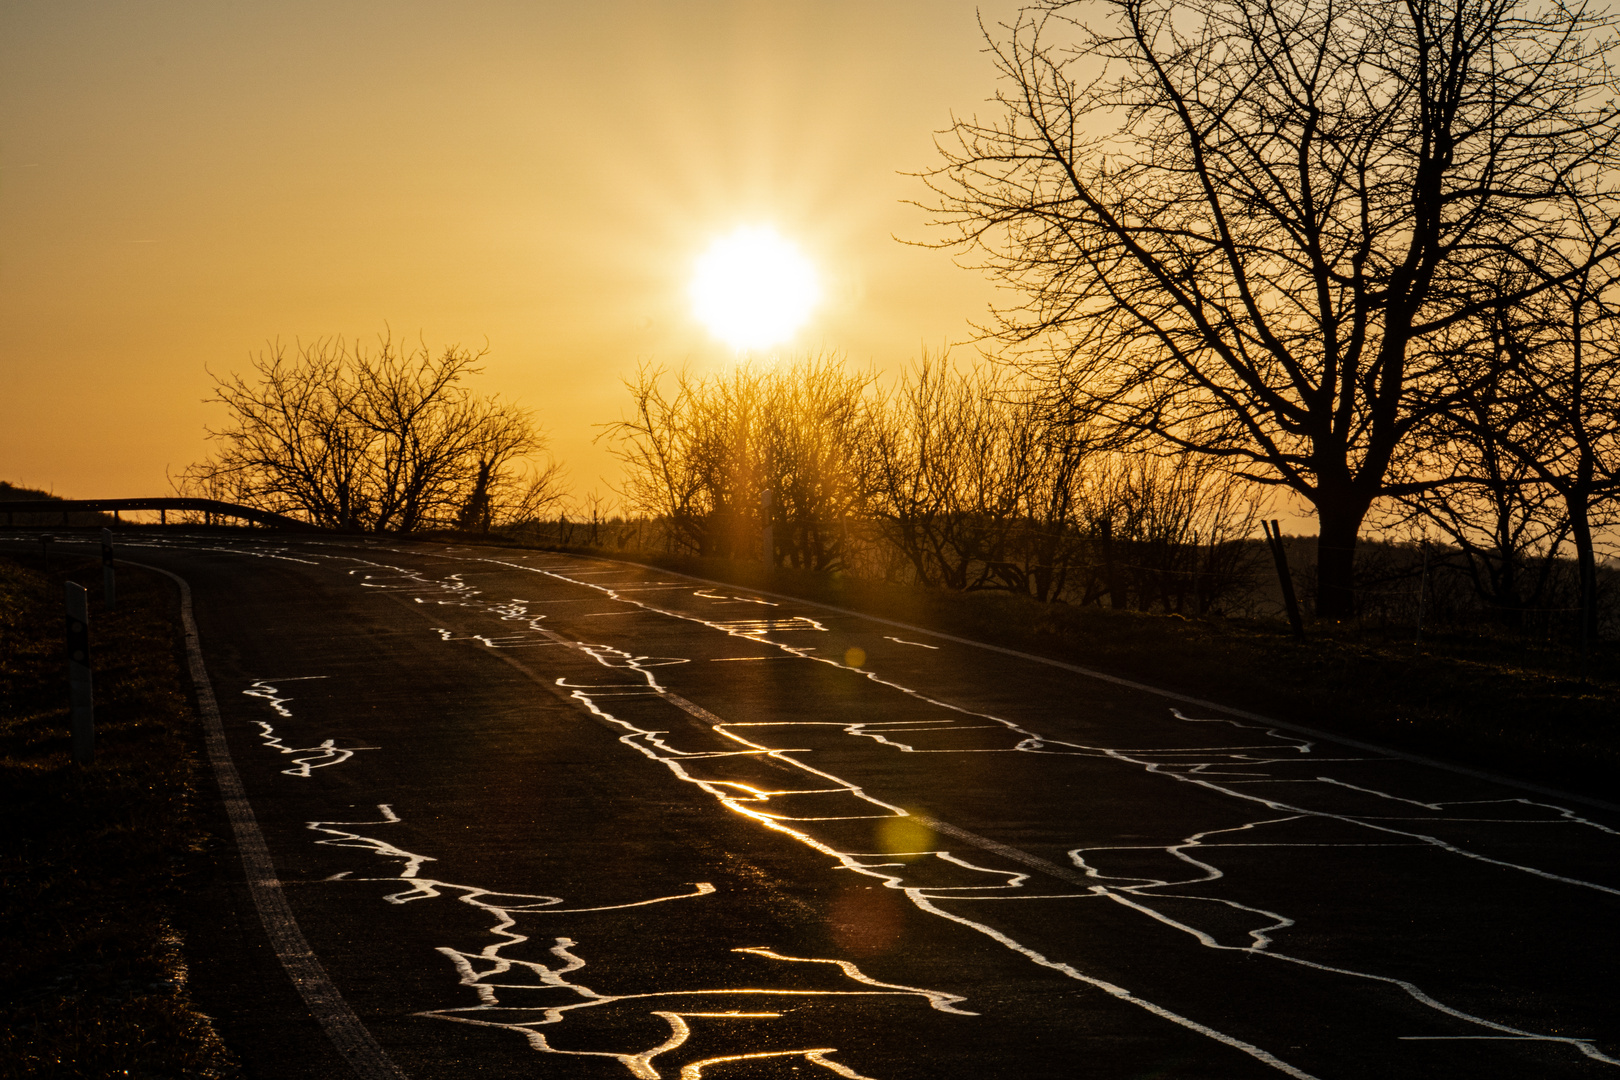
left=0, top=548, right=237, bottom=1080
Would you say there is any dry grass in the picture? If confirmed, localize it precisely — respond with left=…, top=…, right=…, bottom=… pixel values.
left=0, top=554, right=238, bottom=1080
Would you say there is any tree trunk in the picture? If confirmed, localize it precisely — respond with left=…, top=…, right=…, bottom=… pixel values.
left=457, top=462, right=493, bottom=532
left=1568, top=494, right=1599, bottom=645
left=1314, top=499, right=1370, bottom=621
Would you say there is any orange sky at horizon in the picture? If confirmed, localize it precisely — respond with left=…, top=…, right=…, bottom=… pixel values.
left=1, top=0, right=1023, bottom=505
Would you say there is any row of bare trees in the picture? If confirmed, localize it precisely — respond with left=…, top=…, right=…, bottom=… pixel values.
left=1390, top=269, right=1620, bottom=634
left=921, top=0, right=1620, bottom=632
left=601, top=356, right=1267, bottom=615
left=178, top=335, right=565, bottom=532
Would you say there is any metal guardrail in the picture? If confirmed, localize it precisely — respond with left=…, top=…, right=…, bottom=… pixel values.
left=0, top=498, right=314, bottom=530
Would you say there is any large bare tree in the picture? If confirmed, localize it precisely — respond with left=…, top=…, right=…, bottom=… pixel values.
left=182, top=334, right=561, bottom=532
left=925, top=0, right=1620, bottom=617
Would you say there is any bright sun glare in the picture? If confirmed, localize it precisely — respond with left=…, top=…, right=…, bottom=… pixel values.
left=690, top=226, right=820, bottom=351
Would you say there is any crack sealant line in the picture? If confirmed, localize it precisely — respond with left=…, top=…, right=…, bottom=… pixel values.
left=389, top=558, right=1479, bottom=1077
left=132, top=562, right=411, bottom=1080
left=393, top=560, right=1620, bottom=900
left=385, top=550, right=1615, bottom=1069
left=441, top=616, right=1592, bottom=1080
left=492, top=551, right=1620, bottom=816
left=435, top=613, right=1111, bottom=897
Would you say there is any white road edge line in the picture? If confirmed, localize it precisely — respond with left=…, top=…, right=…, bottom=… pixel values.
left=135, top=562, right=411, bottom=1080
left=560, top=553, right=1620, bottom=815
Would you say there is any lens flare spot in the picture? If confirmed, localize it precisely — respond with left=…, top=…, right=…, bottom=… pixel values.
left=843, top=646, right=866, bottom=668
left=877, top=814, right=934, bottom=855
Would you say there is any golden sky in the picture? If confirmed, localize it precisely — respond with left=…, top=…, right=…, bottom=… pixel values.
left=0, top=0, right=1016, bottom=502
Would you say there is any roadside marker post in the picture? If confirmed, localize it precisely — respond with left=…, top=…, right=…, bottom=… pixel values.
left=102, top=528, right=117, bottom=610
left=41, top=533, right=53, bottom=570
left=65, top=582, right=94, bottom=764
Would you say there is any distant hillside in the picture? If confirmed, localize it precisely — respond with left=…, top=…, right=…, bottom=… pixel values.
left=0, top=482, right=114, bottom=526
left=0, top=482, right=59, bottom=501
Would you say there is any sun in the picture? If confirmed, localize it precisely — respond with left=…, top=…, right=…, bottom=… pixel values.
left=689, top=226, right=820, bottom=351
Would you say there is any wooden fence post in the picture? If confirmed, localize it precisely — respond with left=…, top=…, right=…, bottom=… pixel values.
left=65, top=582, right=94, bottom=764
left=101, top=528, right=116, bottom=610
left=1262, top=520, right=1305, bottom=638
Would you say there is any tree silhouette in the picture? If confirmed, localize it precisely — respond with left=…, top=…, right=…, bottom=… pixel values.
left=1491, top=253, right=1620, bottom=641
left=183, top=334, right=562, bottom=532
left=925, top=0, right=1620, bottom=617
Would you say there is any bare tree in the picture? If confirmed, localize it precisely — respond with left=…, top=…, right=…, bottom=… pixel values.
left=602, top=358, right=880, bottom=568
left=1391, top=349, right=1572, bottom=626
left=924, top=0, right=1620, bottom=618
left=985, top=406, right=1093, bottom=601
left=452, top=401, right=566, bottom=533
left=871, top=357, right=995, bottom=589
left=1491, top=252, right=1620, bottom=639
left=1080, top=454, right=1266, bottom=615
left=871, top=357, right=1094, bottom=597
left=600, top=363, right=763, bottom=557
left=758, top=359, right=884, bottom=571
left=182, top=340, right=373, bottom=527
left=183, top=334, right=559, bottom=532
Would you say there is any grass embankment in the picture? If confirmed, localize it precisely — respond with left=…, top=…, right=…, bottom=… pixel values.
left=531, top=541, right=1619, bottom=801
left=0, top=484, right=115, bottom=528
left=0, top=554, right=236, bottom=1079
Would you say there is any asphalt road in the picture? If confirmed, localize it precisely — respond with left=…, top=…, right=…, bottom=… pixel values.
left=15, top=532, right=1620, bottom=1079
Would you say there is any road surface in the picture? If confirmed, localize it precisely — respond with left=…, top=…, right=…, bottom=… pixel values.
left=14, top=532, right=1619, bottom=1079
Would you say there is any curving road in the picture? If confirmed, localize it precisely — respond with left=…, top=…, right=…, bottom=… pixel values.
left=17, top=532, right=1619, bottom=1079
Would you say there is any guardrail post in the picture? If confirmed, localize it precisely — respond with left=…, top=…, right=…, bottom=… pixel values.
left=101, top=528, right=117, bottom=610
left=41, top=533, right=54, bottom=569
left=65, top=582, right=94, bottom=764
